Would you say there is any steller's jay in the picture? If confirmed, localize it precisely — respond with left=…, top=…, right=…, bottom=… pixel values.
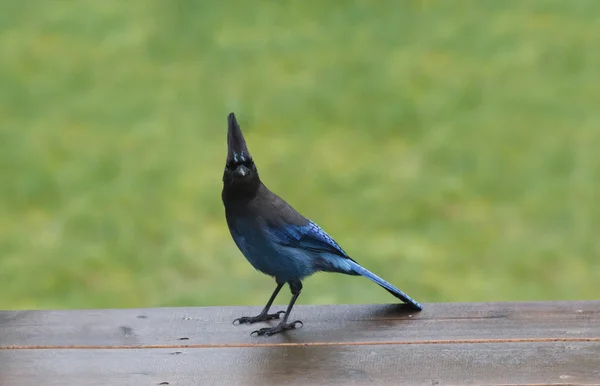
left=222, top=113, right=422, bottom=336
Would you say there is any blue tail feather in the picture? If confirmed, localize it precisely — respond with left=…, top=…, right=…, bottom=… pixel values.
left=347, top=260, right=423, bottom=311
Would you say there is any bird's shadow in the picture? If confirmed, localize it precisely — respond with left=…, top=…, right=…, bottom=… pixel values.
left=369, top=303, right=420, bottom=319
left=251, top=340, right=374, bottom=385
left=248, top=303, right=420, bottom=383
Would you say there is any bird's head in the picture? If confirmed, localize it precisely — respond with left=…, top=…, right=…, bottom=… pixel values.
left=222, top=113, right=260, bottom=194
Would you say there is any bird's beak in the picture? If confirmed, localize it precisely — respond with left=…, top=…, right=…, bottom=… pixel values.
left=235, top=164, right=249, bottom=177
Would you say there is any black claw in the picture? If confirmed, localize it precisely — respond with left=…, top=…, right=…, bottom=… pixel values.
left=250, top=320, right=304, bottom=337
left=274, top=311, right=286, bottom=319
left=232, top=311, right=286, bottom=326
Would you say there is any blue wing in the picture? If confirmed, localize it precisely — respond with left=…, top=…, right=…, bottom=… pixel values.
left=267, top=220, right=350, bottom=259
left=266, top=218, right=423, bottom=310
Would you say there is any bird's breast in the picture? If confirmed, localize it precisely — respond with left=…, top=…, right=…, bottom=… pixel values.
left=228, top=217, right=315, bottom=281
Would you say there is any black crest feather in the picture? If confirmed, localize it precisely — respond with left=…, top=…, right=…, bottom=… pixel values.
left=227, top=113, right=252, bottom=164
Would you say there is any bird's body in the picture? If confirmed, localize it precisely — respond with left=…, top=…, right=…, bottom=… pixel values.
left=225, top=184, right=316, bottom=281
left=222, top=113, right=422, bottom=336
left=225, top=183, right=359, bottom=282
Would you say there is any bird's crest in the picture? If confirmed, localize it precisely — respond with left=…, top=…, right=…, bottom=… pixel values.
left=227, top=112, right=252, bottom=165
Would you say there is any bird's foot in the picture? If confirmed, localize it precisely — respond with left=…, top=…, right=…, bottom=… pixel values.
left=232, top=311, right=286, bottom=325
left=250, top=320, right=303, bottom=337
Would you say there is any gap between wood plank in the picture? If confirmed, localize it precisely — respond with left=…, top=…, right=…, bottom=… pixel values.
left=3, top=336, right=600, bottom=350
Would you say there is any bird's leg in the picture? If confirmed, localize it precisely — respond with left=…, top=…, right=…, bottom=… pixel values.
left=233, top=281, right=286, bottom=325
left=251, top=280, right=304, bottom=336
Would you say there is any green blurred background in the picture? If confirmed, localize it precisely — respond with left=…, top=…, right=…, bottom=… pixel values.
left=1, top=0, right=599, bottom=310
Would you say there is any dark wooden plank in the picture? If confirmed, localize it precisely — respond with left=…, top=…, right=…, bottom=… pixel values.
left=1, top=301, right=599, bottom=348
left=2, top=343, right=599, bottom=386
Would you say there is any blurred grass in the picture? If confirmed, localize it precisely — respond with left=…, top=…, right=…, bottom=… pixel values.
left=1, top=0, right=599, bottom=310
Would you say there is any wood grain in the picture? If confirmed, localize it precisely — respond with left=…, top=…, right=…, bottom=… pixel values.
left=2, top=343, right=599, bottom=386
left=1, top=301, right=599, bottom=348
left=2, top=301, right=599, bottom=385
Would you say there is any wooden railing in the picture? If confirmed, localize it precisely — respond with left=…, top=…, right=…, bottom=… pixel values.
left=1, top=301, right=599, bottom=385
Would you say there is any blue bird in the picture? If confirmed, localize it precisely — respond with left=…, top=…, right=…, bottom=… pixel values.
left=222, top=113, right=422, bottom=336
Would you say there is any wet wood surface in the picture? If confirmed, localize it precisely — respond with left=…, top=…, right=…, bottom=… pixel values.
left=1, top=301, right=600, bottom=385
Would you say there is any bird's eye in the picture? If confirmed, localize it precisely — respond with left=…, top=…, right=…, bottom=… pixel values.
left=226, top=159, right=253, bottom=171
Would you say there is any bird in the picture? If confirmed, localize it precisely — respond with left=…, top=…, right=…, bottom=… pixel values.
left=221, top=112, right=422, bottom=337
